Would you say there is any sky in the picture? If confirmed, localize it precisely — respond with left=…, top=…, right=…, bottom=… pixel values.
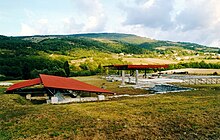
left=1, top=0, right=220, bottom=47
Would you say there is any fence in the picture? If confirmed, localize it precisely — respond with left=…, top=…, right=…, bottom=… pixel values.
left=182, top=77, right=220, bottom=85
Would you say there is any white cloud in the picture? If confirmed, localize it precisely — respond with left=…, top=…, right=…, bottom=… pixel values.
left=20, top=23, right=39, bottom=36
left=74, top=0, right=103, bottom=16
left=38, top=19, right=48, bottom=24
left=82, top=15, right=106, bottom=32
left=16, top=0, right=220, bottom=47
left=61, top=17, right=83, bottom=34
left=175, top=0, right=214, bottom=31
left=74, top=0, right=107, bottom=32
left=120, top=0, right=220, bottom=47
left=19, top=0, right=107, bottom=35
left=123, top=0, right=174, bottom=30
left=174, top=0, right=220, bottom=46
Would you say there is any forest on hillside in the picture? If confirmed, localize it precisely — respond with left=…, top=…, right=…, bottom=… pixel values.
left=0, top=33, right=220, bottom=80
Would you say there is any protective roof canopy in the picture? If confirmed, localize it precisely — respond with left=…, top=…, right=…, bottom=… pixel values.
left=6, top=74, right=113, bottom=94
left=104, top=64, right=169, bottom=70
left=7, top=78, right=41, bottom=91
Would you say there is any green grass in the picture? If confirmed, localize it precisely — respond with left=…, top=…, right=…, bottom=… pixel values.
left=0, top=84, right=220, bottom=139
left=179, top=83, right=220, bottom=91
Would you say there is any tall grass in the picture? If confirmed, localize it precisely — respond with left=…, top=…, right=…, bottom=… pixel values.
left=0, top=87, right=219, bottom=139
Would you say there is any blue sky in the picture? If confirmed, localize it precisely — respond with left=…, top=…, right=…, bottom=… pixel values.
left=1, top=0, right=220, bottom=47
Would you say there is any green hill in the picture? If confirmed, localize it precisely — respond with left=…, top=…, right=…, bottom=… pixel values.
left=18, top=33, right=219, bottom=52
left=0, top=33, right=219, bottom=80
left=68, top=33, right=218, bottom=52
left=68, top=33, right=154, bottom=44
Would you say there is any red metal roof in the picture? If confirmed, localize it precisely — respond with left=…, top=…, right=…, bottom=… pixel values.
left=127, top=64, right=169, bottom=69
left=40, top=74, right=112, bottom=94
left=104, top=64, right=169, bottom=70
left=7, top=74, right=113, bottom=94
left=6, top=78, right=41, bottom=91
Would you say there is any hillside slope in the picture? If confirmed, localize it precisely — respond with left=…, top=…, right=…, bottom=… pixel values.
left=21, top=33, right=218, bottom=52
left=0, top=33, right=219, bottom=80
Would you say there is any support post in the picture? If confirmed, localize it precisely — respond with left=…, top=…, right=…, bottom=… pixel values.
left=128, top=76, right=131, bottom=83
left=135, top=70, right=139, bottom=85
left=121, top=70, right=125, bottom=85
left=26, top=94, right=31, bottom=100
left=144, top=69, right=147, bottom=78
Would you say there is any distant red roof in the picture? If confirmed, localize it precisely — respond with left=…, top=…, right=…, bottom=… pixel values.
left=127, top=64, right=169, bottom=69
left=104, top=64, right=169, bottom=70
left=7, top=74, right=113, bottom=94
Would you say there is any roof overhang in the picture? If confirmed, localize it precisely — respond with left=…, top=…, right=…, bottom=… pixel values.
left=40, top=74, right=113, bottom=94
left=6, top=78, right=41, bottom=91
left=6, top=74, right=113, bottom=94
left=104, top=64, right=169, bottom=70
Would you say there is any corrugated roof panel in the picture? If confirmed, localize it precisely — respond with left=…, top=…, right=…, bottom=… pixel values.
left=6, top=78, right=41, bottom=91
left=104, top=64, right=169, bottom=70
left=40, top=74, right=113, bottom=94
left=127, top=64, right=169, bottom=69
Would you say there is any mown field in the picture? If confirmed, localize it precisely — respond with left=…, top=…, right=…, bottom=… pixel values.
left=122, top=58, right=177, bottom=65
left=162, top=68, right=220, bottom=75
left=0, top=78, right=220, bottom=140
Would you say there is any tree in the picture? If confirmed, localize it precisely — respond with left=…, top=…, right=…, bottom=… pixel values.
left=30, top=69, right=39, bottom=78
left=54, top=68, right=66, bottom=77
left=97, top=64, right=103, bottom=74
left=79, top=63, right=89, bottom=70
left=64, top=61, right=70, bottom=77
left=22, top=63, right=31, bottom=79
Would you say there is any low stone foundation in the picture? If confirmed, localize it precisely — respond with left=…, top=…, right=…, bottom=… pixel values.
left=48, top=95, right=106, bottom=104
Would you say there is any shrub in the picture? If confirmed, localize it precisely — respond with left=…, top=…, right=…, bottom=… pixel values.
left=213, top=72, right=218, bottom=75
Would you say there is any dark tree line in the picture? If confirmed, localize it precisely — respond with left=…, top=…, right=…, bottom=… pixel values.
left=168, top=61, right=220, bottom=70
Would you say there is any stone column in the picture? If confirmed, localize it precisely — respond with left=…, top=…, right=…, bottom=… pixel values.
left=26, top=94, right=31, bottom=100
left=135, top=70, right=139, bottom=85
left=128, top=76, right=131, bottom=83
left=121, top=70, right=125, bottom=85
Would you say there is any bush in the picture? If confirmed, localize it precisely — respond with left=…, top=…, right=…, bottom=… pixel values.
left=213, top=72, right=218, bottom=75
left=0, top=74, right=6, bottom=81
left=78, top=70, right=92, bottom=76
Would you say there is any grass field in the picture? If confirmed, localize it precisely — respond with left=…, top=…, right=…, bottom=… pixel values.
left=163, top=68, right=220, bottom=75
left=0, top=77, right=220, bottom=139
